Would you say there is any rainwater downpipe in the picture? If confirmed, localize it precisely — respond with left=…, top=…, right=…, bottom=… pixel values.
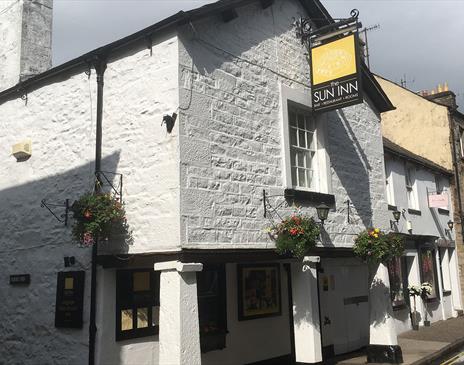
left=449, top=112, right=464, bottom=239
left=89, top=55, right=107, bottom=365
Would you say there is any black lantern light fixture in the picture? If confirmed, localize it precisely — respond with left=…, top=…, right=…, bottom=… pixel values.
left=316, top=203, right=330, bottom=226
left=447, top=220, right=454, bottom=231
left=390, top=209, right=401, bottom=230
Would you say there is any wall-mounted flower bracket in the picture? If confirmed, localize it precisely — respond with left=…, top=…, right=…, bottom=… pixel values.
left=95, top=171, right=123, bottom=202
left=40, top=199, right=70, bottom=226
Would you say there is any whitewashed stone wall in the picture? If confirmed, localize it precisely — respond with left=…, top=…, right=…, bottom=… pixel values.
left=177, top=0, right=390, bottom=249
left=0, top=0, right=22, bottom=90
left=0, top=70, right=96, bottom=365
left=0, top=32, right=179, bottom=363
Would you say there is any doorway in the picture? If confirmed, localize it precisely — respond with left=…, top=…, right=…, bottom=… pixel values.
left=318, top=258, right=369, bottom=358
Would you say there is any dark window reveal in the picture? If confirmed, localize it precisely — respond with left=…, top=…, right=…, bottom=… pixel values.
left=198, top=264, right=227, bottom=353
left=387, top=257, right=408, bottom=308
left=419, top=248, right=439, bottom=300
left=116, top=269, right=160, bottom=341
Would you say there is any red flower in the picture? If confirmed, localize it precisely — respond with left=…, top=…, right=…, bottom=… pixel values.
left=83, top=210, right=92, bottom=219
left=289, top=228, right=299, bottom=236
left=292, top=216, right=301, bottom=225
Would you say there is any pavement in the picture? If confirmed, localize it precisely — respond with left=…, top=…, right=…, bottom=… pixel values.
left=333, top=316, right=464, bottom=365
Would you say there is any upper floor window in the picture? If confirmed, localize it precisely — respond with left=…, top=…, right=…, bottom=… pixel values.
left=435, top=175, right=443, bottom=195
left=280, top=84, right=331, bottom=195
left=405, top=165, right=418, bottom=210
left=385, top=159, right=395, bottom=206
left=289, top=107, right=317, bottom=190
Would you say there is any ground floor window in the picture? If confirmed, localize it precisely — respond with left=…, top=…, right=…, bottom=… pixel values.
left=116, top=269, right=160, bottom=341
left=419, top=248, right=439, bottom=300
left=387, top=256, right=407, bottom=308
left=198, top=264, right=227, bottom=353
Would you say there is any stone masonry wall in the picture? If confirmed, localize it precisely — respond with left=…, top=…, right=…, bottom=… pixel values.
left=0, top=33, right=180, bottom=364
left=0, top=0, right=22, bottom=91
left=178, top=0, right=390, bottom=249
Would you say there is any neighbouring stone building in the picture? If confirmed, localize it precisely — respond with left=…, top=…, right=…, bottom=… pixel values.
left=383, top=138, right=462, bottom=333
left=1, top=1, right=432, bottom=365
left=377, top=76, right=464, bottom=308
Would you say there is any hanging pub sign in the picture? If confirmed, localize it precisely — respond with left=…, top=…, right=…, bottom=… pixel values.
left=310, top=33, right=363, bottom=112
left=55, top=271, right=85, bottom=328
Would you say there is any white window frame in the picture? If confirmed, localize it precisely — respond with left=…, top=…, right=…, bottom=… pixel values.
left=405, top=164, right=419, bottom=210
left=384, top=158, right=395, bottom=206
left=280, top=84, right=331, bottom=194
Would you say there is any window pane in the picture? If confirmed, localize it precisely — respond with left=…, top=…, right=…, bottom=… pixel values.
left=133, top=272, right=150, bottom=292
left=305, top=115, right=314, bottom=131
left=121, top=309, right=133, bottom=331
left=290, top=150, right=296, bottom=167
left=388, top=257, right=405, bottom=306
left=421, top=250, right=437, bottom=299
left=290, top=128, right=297, bottom=147
left=307, top=170, right=314, bottom=189
left=289, top=111, right=297, bottom=127
left=137, top=307, right=149, bottom=329
left=298, top=168, right=307, bottom=187
left=152, top=306, right=160, bottom=327
left=307, top=132, right=315, bottom=151
left=298, top=130, right=306, bottom=148
left=291, top=167, right=297, bottom=186
left=296, top=150, right=306, bottom=167
left=297, top=113, right=305, bottom=129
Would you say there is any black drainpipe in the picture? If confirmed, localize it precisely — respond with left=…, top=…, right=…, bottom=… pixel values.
left=449, top=112, right=464, bottom=239
left=89, top=55, right=107, bottom=365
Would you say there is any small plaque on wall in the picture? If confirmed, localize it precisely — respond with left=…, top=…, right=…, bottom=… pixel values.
left=55, top=271, right=85, bottom=328
left=10, top=274, right=30, bottom=285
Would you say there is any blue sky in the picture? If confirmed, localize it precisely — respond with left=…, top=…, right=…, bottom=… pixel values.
left=52, top=0, right=464, bottom=109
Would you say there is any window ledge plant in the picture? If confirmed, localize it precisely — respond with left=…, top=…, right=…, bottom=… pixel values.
left=269, top=213, right=320, bottom=259
left=71, top=192, right=129, bottom=246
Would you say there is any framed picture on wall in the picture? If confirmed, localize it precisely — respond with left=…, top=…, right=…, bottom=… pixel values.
left=237, top=263, right=281, bottom=321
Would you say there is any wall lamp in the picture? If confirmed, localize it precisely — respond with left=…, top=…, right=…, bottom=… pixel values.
left=390, top=209, right=401, bottom=229
left=316, top=203, right=330, bottom=226
left=447, top=220, right=454, bottom=231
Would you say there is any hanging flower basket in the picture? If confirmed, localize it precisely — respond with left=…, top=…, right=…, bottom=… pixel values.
left=70, top=192, right=128, bottom=246
left=269, top=213, right=320, bottom=259
left=353, top=228, right=404, bottom=265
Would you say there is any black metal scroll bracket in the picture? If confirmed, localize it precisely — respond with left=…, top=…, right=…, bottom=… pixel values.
left=41, top=199, right=70, bottom=226
left=95, top=171, right=123, bottom=202
left=262, top=189, right=293, bottom=220
left=294, top=9, right=360, bottom=47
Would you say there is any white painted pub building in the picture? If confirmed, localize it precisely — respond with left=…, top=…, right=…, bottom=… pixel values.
left=0, top=0, right=461, bottom=365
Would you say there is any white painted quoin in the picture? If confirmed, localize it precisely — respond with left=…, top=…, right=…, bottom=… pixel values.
left=0, top=0, right=408, bottom=364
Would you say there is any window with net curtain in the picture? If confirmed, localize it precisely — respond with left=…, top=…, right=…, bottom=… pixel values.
left=288, top=105, right=317, bottom=190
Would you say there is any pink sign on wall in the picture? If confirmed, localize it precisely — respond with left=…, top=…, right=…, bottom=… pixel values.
left=428, top=193, right=449, bottom=208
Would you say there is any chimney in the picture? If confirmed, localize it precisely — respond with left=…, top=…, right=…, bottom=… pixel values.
left=424, top=82, right=458, bottom=110
left=0, top=0, right=53, bottom=92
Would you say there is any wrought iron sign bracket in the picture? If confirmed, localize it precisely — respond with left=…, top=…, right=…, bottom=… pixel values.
left=262, top=189, right=293, bottom=220
left=294, top=9, right=360, bottom=48
left=41, top=199, right=70, bottom=226
left=95, top=171, right=123, bottom=201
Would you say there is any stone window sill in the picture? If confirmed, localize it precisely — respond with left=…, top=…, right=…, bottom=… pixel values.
left=388, top=204, right=398, bottom=211
left=408, top=208, right=422, bottom=216
left=284, top=189, right=335, bottom=206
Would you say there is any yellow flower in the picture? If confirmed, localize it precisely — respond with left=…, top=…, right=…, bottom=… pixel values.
left=373, top=233, right=379, bottom=238
left=374, top=228, right=380, bottom=233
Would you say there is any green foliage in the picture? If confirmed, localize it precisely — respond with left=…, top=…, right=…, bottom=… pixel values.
left=353, top=228, right=404, bottom=265
left=271, top=214, right=320, bottom=259
left=70, top=192, right=128, bottom=245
